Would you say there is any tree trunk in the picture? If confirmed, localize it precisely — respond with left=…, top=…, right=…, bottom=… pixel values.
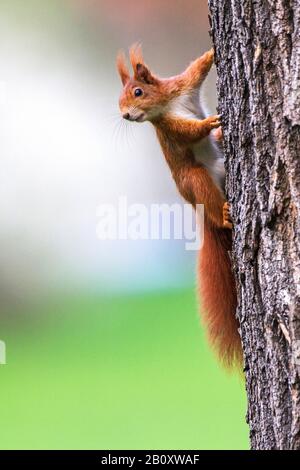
left=208, top=0, right=300, bottom=450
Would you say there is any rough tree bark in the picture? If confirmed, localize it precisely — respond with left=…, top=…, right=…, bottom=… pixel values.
left=208, top=1, right=300, bottom=450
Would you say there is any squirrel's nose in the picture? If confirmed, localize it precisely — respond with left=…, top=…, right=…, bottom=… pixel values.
left=123, top=112, right=130, bottom=120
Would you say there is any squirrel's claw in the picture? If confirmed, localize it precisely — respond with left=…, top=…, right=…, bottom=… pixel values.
left=223, top=202, right=233, bottom=229
left=207, top=114, right=221, bottom=130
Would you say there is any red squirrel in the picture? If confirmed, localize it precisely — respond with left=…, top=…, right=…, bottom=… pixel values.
left=117, top=45, right=242, bottom=367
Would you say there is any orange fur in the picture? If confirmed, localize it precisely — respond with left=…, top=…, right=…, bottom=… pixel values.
left=117, top=45, right=242, bottom=367
left=179, top=48, right=215, bottom=89
left=116, top=51, right=130, bottom=86
left=199, top=223, right=241, bottom=366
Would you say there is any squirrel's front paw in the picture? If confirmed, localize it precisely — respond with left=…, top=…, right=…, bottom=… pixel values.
left=205, top=48, right=215, bottom=66
left=206, top=114, right=221, bottom=130
left=223, top=202, right=233, bottom=230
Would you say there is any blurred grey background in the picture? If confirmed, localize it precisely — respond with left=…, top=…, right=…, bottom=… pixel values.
left=0, top=0, right=216, bottom=302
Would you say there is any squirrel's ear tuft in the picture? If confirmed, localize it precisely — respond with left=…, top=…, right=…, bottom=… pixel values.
left=129, top=44, right=157, bottom=85
left=129, top=43, right=144, bottom=70
left=116, top=51, right=130, bottom=86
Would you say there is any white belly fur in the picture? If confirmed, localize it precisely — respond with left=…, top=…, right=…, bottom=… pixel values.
left=192, top=137, right=225, bottom=194
left=168, top=92, right=225, bottom=193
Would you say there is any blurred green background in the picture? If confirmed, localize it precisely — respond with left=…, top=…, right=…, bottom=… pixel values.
left=2, top=291, right=247, bottom=450
left=0, top=0, right=248, bottom=449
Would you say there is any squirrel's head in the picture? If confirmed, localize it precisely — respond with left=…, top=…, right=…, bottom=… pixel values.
left=117, top=44, right=166, bottom=123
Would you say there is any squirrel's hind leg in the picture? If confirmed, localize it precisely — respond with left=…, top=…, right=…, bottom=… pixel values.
left=223, top=202, right=233, bottom=229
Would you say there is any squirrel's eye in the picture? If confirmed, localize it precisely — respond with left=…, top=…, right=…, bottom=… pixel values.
left=134, top=88, right=143, bottom=97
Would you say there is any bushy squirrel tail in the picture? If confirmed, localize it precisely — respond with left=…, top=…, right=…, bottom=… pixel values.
left=198, top=223, right=242, bottom=367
